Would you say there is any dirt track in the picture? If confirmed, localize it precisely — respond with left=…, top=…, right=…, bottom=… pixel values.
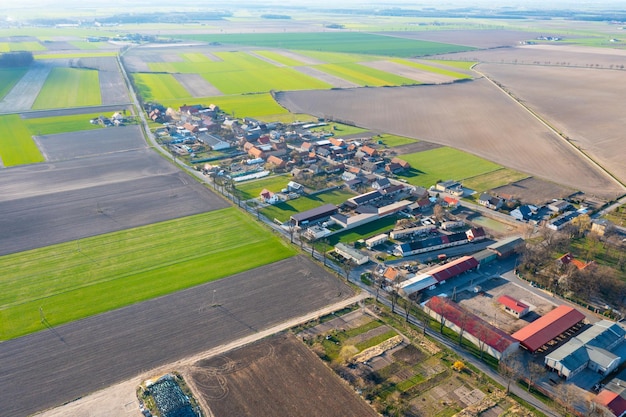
left=276, top=78, right=624, bottom=198
left=0, top=256, right=354, bottom=417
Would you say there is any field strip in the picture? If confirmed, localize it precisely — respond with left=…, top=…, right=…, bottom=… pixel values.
left=274, top=50, right=325, bottom=65
left=32, top=292, right=369, bottom=417
left=0, top=63, right=50, bottom=113
left=293, top=65, right=359, bottom=88
left=173, top=73, right=222, bottom=97
left=361, top=60, right=455, bottom=84
left=247, top=50, right=286, bottom=67
left=204, top=52, right=222, bottom=61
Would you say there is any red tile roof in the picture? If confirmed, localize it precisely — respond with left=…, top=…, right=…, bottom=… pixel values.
left=595, top=389, right=626, bottom=417
left=497, top=295, right=529, bottom=314
left=443, top=196, right=459, bottom=205
left=426, top=296, right=518, bottom=353
left=426, top=256, right=479, bottom=283
left=511, top=305, right=585, bottom=352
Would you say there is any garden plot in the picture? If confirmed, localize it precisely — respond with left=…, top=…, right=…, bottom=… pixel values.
left=275, top=78, right=624, bottom=198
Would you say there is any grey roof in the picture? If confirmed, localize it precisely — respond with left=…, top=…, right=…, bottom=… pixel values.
left=580, top=320, right=626, bottom=349
left=291, top=204, right=337, bottom=222
left=487, top=236, right=523, bottom=254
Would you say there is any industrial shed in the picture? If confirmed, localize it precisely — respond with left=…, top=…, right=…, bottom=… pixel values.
left=487, top=236, right=524, bottom=258
left=424, top=296, right=519, bottom=360
left=290, top=204, right=338, bottom=227
left=511, top=305, right=586, bottom=353
left=399, top=256, right=478, bottom=296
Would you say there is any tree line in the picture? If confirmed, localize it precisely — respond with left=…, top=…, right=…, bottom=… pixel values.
left=0, top=51, right=34, bottom=68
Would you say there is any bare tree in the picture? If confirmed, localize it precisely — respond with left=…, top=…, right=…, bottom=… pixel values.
left=341, top=259, right=355, bottom=282
left=526, top=360, right=546, bottom=392
left=457, top=310, right=471, bottom=346
left=499, top=350, right=522, bottom=395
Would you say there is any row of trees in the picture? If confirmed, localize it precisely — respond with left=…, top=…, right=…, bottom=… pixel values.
left=0, top=51, right=33, bottom=68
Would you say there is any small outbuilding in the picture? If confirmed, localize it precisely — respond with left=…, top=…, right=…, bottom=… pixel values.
left=497, top=295, right=530, bottom=318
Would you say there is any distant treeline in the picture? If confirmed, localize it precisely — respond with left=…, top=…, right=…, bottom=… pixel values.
left=0, top=51, right=34, bottom=68
left=261, top=14, right=291, bottom=20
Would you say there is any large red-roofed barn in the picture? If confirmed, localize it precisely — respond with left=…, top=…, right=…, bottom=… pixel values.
left=424, top=296, right=519, bottom=360
left=594, top=389, right=626, bottom=417
left=511, top=305, right=585, bottom=353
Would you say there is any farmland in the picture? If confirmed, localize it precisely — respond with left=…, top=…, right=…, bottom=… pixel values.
left=260, top=189, right=356, bottom=223
left=235, top=174, right=291, bottom=200
left=0, top=68, right=27, bottom=99
left=396, top=147, right=503, bottom=188
left=159, top=92, right=289, bottom=118
left=315, top=62, right=417, bottom=86
left=32, top=67, right=101, bottom=109
left=0, top=114, right=44, bottom=166
left=177, top=32, right=475, bottom=57
left=462, top=168, right=530, bottom=193
left=24, top=112, right=106, bottom=135
left=189, top=333, right=379, bottom=417
left=132, top=73, right=192, bottom=101
left=0, top=207, right=296, bottom=341
left=376, top=133, right=417, bottom=147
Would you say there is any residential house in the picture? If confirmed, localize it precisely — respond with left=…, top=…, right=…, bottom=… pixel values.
left=266, top=155, right=286, bottom=169
left=557, top=253, right=595, bottom=271
left=360, top=145, right=378, bottom=157
left=442, top=196, right=460, bottom=208
left=478, top=193, right=503, bottom=210
left=548, top=200, right=572, bottom=213
left=247, top=146, right=265, bottom=159
left=510, top=205, right=538, bottom=222
left=435, top=180, right=464, bottom=196
left=372, top=177, right=391, bottom=190
left=390, top=157, right=410, bottom=171
left=591, top=219, right=613, bottom=237
left=260, top=189, right=280, bottom=204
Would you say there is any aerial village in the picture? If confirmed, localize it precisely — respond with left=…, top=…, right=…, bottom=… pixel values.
left=143, top=101, right=626, bottom=416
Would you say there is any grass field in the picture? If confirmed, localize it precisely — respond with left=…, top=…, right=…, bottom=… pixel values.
left=310, top=122, right=369, bottom=137
left=159, top=93, right=289, bottom=118
left=236, top=174, right=291, bottom=200
left=461, top=168, right=530, bottom=192
left=397, top=147, right=502, bottom=188
left=177, top=32, right=475, bottom=57
left=327, top=216, right=398, bottom=246
left=133, top=73, right=192, bottom=101
left=0, top=208, right=296, bottom=341
left=24, top=112, right=107, bottom=135
left=315, top=62, right=417, bottom=86
left=0, top=115, right=45, bottom=167
left=0, top=68, right=27, bottom=100
left=390, top=58, right=472, bottom=79
left=294, top=50, right=379, bottom=64
left=0, top=41, right=46, bottom=52
left=376, top=133, right=416, bottom=147
left=253, top=50, right=306, bottom=66
left=261, top=189, right=355, bottom=223
left=32, top=67, right=101, bottom=109
left=34, top=52, right=118, bottom=59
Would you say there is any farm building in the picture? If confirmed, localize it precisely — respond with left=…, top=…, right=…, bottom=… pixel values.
left=441, top=220, right=465, bottom=230
left=594, top=389, right=626, bottom=417
left=365, top=234, right=388, bottom=249
left=473, top=248, right=498, bottom=266
left=424, top=296, right=519, bottom=360
left=291, top=204, right=338, bottom=227
left=511, top=305, right=586, bottom=353
left=497, top=295, right=530, bottom=318
left=394, top=232, right=468, bottom=257
left=466, top=227, right=486, bottom=242
left=591, top=219, right=613, bottom=237
left=344, top=190, right=383, bottom=209
left=545, top=320, right=626, bottom=380
left=487, top=236, right=524, bottom=258
left=399, top=256, right=479, bottom=296
left=334, top=243, right=369, bottom=266
left=435, top=180, right=463, bottom=196
left=390, top=225, right=436, bottom=240
left=547, top=211, right=582, bottom=231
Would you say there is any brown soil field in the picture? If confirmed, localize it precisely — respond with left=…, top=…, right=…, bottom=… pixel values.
left=362, top=60, right=457, bottom=84
left=477, top=63, right=626, bottom=186
left=188, top=332, right=379, bottom=417
left=381, top=29, right=549, bottom=48
left=492, top=177, right=577, bottom=205
left=0, top=62, right=50, bottom=113
left=276, top=79, right=624, bottom=198
left=0, top=256, right=355, bottom=417
left=173, top=73, right=222, bottom=97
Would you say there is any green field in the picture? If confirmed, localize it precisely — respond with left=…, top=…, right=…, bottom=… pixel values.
left=376, top=134, right=416, bottom=147
left=0, top=208, right=296, bottom=340
left=0, top=114, right=45, bottom=166
left=390, top=58, right=472, bottom=79
left=294, top=50, right=379, bottom=64
left=315, top=62, right=417, bottom=86
left=24, top=112, right=108, bottom=135
left=461, top=168, right=530, bottom=192
left=253, top=50, right=305, bottom=66
left=32, top=67, right=101, bottom=109
left=327, top=216, right=399, bottom=246
left=397, top=147, right=502, bottom=188
left=236, top=174, right=292, bottom=200
left=261, top=189, right=355, bottom=223
left=133, top=73, right=192, bottom=101
left=0, top=67, right=27, bottom=99
left=0, top=41, right=46, bottom=52
left=176, top=32, right=475, bottom=57
left=310, top=122, right=369, bottom=137
left=159, top=93, right=289, bottom=118
left=34, top=52, right=118, bottom=59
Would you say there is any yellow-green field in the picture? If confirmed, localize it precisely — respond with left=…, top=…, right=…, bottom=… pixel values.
left=32, top=67, right=101, bottom=109
left=0, top=115, right=45, bottom=166
left=159, top=93, right=289, bottom=118
left=132, top=73, right=192, bottom=101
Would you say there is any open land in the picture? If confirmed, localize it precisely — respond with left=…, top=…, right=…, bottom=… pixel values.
left=385, top=29, right=548, bottom=48
left=492, top=177, right=577, bottom=205
left=0, top=62, right=50, bottom=112
left=173, top=73, right=222, bottom=97
left=32, top=67, right=102, bottom=109
left=0, top=114, right=45, bottom=166
left=275, top=77, right=624, bottom=198
left=0, top=255, right=354, bottom=417
left=477, top=62, right=626, bottom=186
left=189, top=333, right=379, bottom=417
left=0, top=125, right=228, bottom=255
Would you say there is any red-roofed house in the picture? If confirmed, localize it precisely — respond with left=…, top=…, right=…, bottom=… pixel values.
left=260, top=189, right=279, bottom=204
left=466, top=227, right=486, bottom=242
left=595, top=389, right=626, bottom=417
left=360, top=145, right=378, bottom=157
left=425, top=296, right=519, bottom=360
left=390, top=157, right=411, bottom=170
left=267, top=155, right=286, bottom=169
left=511, top=305, right=585, bottom=352
left=497, top=295, right=530, bottom=318
left=443, top=196, right=460, bottom=208
left=247, top=146, right=265, bottom=159
left=557, top=253, right=595, bottom=271
left=383, top=266, right=402, bottom=283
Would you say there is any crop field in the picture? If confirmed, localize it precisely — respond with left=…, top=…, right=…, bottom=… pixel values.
left=261, top=189, right=355, bottom=223
left=236, top=174, right=291, bottom=200
left=24, top=112, right=105, bottom=135
left=461, top=168, right=530, bottom=193
left=160, top=93, right=289, bottom=118
left=396, top=147, right=502, bottom=188
left=426, top=59, right=476, bottom=70
left=315, top=62, right=417, bottom=86
left=275, top=78, right=624, bottom=198
left=376, top=133, right=416, bottom=147
left=0, top=114, right=44, bottom=167
left=190, top=333, right=380, bottom=417
left=390, top=58, right=472, bottom=79
left=0, top=41, right=46, bottom=51
left=32, top=67, right=101, bottom=109
left=253, top=50, right=306, bottom=66
left=132, top=72, right=192, bottom=101
left=34, top=51, right=118, bottom=59
left=0, top=68, right=27, bottom=99
left=0, top=207, right=296, bottom=341
left=178, top=32, right=475, bottom=57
